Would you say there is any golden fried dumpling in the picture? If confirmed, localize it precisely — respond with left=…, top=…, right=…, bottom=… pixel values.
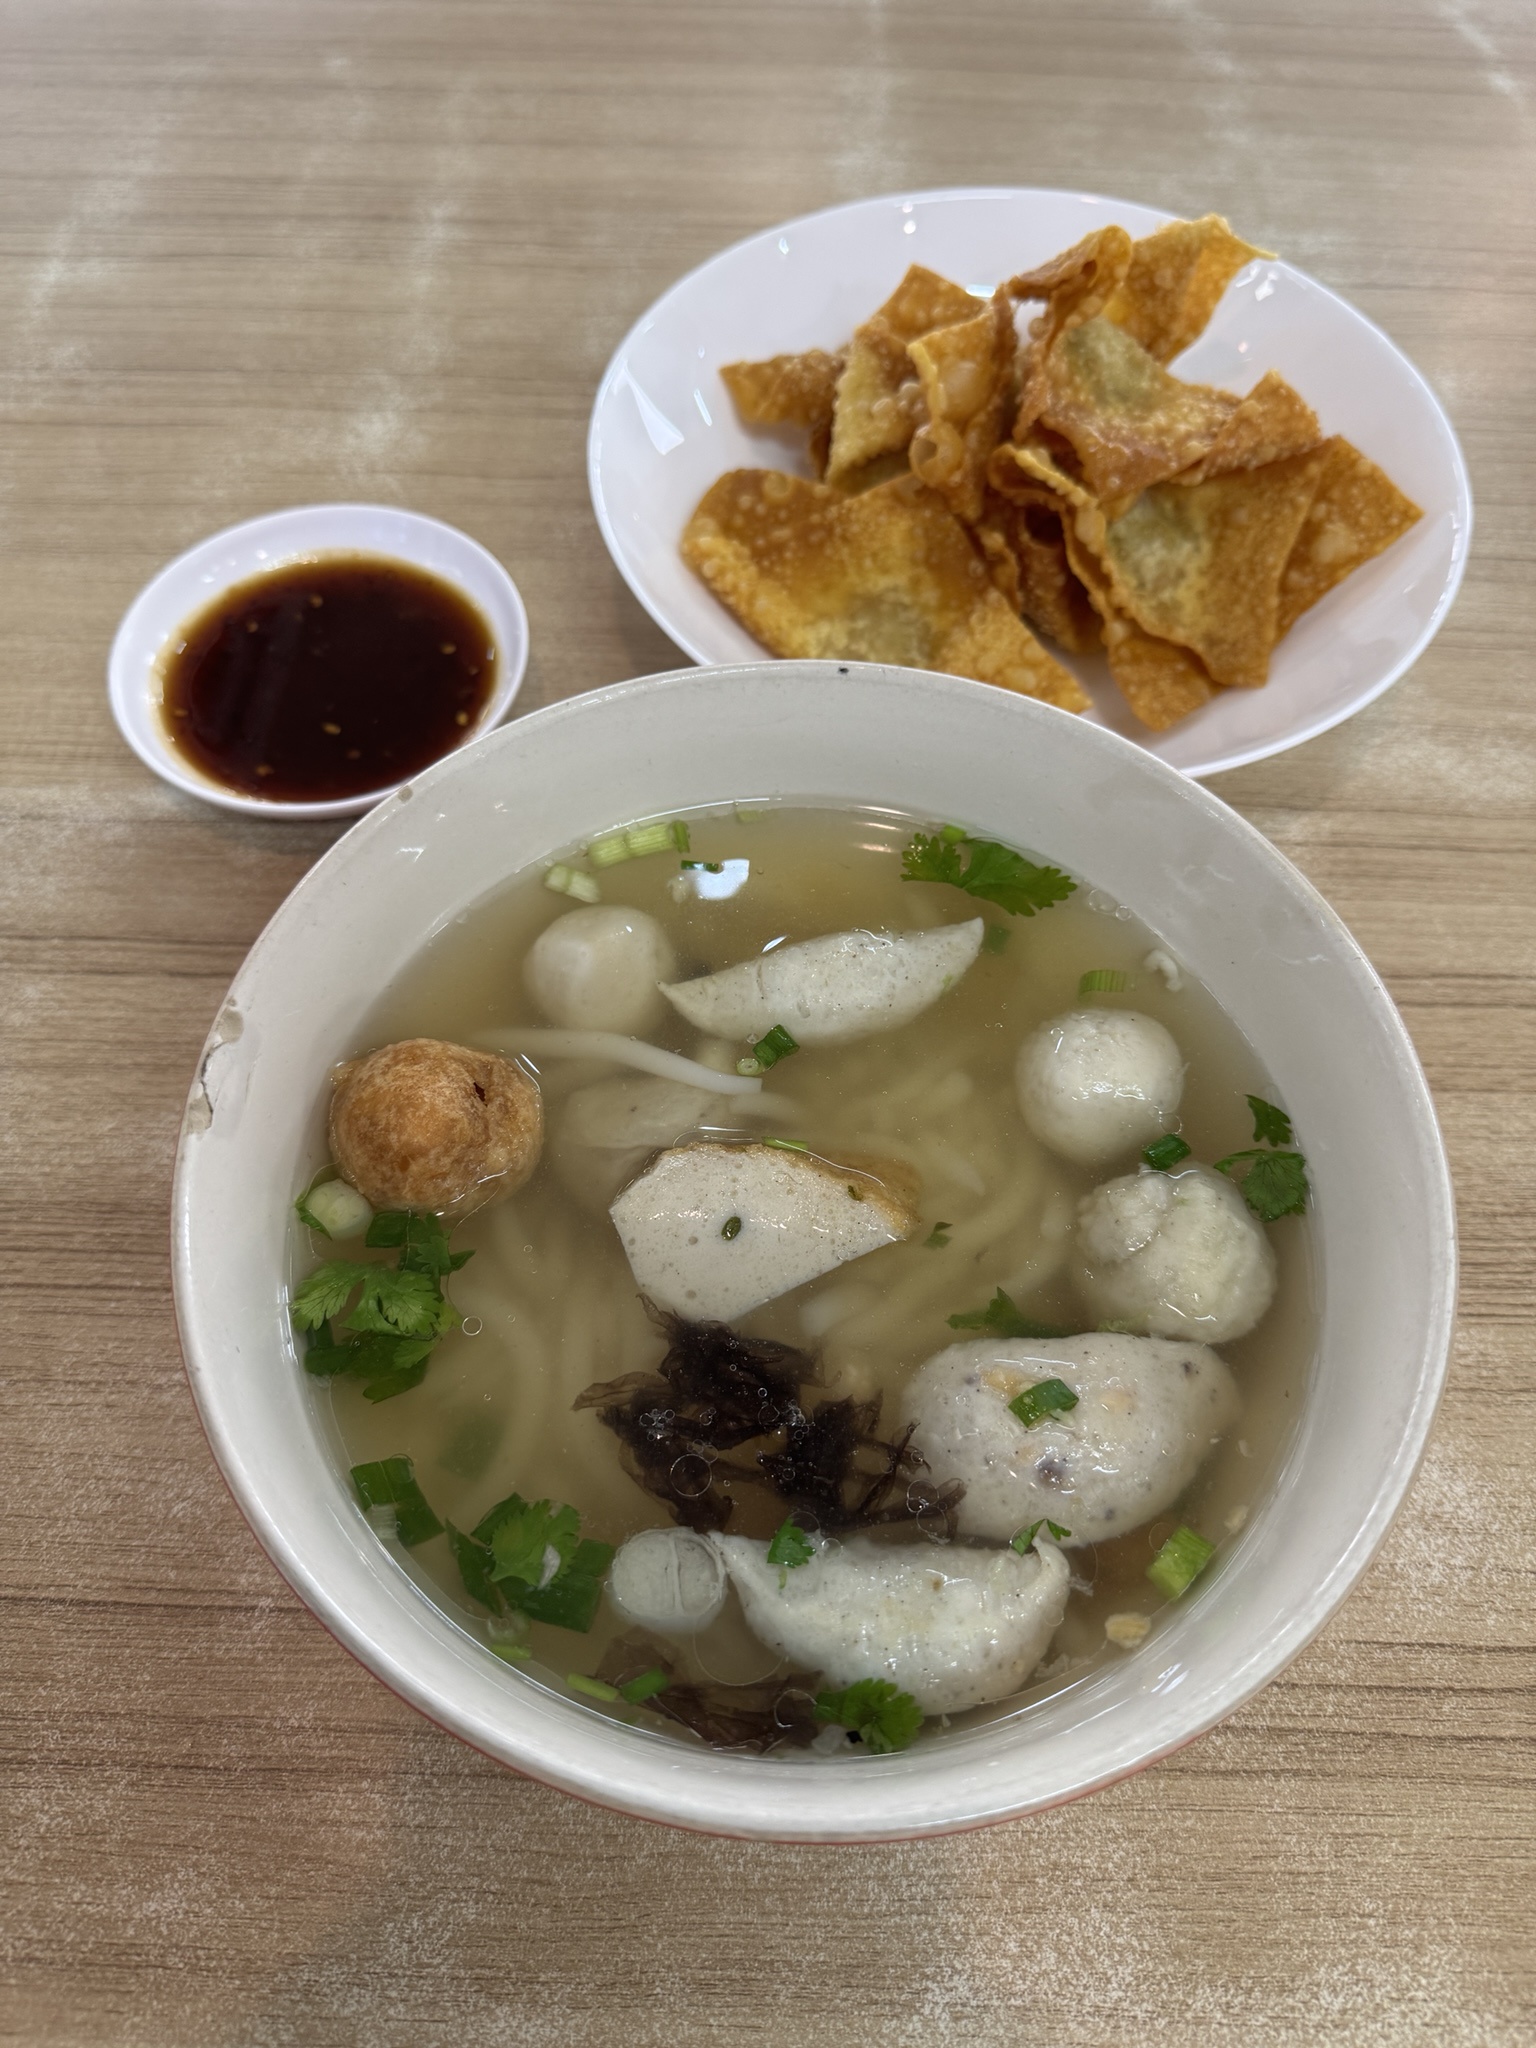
left=329, top=1038, right=542, bottom=1217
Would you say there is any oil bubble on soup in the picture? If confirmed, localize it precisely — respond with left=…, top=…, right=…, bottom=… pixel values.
left=288, top=805, right=1314, bottom=1756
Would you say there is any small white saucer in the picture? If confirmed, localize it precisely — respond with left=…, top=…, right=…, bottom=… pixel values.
left=107, top=504, right=530, bottom=819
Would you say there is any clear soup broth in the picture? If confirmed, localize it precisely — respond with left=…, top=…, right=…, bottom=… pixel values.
left=303, top=803, right=1313, bottom=1750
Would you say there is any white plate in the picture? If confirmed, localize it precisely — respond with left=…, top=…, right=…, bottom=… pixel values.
left=588, top=188, right=1471, bottom=779
left=108, top=503, right=530, bottom=819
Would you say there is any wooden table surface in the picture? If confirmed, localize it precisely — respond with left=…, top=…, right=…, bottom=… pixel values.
left=4, top=2, right=1533, bottom=2041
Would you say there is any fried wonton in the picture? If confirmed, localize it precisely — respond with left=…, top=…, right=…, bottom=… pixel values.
left=720, top=349, right=845, bottom=477
left=1008, top=227, right=1136, bottom=439
left=1173, top=370, right=1320, bottom=486
left=988, top=436, right=1096, bottom=514
left=1275, top=436, right=1423, bottom=635
left=1079, top=446, right=1328, bottom=687
left=682, top=468, right=1090, bottom=711
left=1064, top=528, right=1216, bottom=730
left=1102, top=214, right=1270, bottom=364
left=978, top=489, right=1101, bottom=655
left=908, top=288, right=1017, bottom=524
left=1034, top=316, right=1239, bottom=502
left=825, top=266, right=979, bottom=486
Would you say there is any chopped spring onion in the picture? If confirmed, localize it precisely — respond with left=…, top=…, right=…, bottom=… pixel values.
left=488, top=1641, right=531, bottom=1663
left=618, top=1667, right=670, bottom=1705
left=544, top=863, right=601, bottom=903
left=760, top=1136, right=810, bottom=1152
left=480, top=1028, right=765, bottom=1096
left=350, top=1457, right=443, bottom=1548
left=1079, top=967, right=1133, bottom=997
left=1008, top=1377, right=1079, bottom=1429
left=567, top=1672, right=622, bottom=1702
left=948, top=1287, right=1069, bottom=1340
left=1147, top=1525, right=1216, bottom=1599
left=1011, top=1519, right=1071, bottom=1551
left=1142, top=1133, right=1192, bottom=1171
left=924, top=1222, right=952, bottom=1249
left=587, top=819, right=691, bottom=867
left=737, top=1022, right=800, bottom=1076
left=720, top=1214, right=742, bottom=1240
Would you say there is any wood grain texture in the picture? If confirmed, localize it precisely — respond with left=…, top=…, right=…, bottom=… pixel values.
left=2, top=1, right=1533, bottom=2041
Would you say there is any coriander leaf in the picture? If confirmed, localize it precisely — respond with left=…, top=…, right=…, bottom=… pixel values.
left=1008, top=1377, right=1079, bottom=1429
left=813, top=1678, right=923, bottom=1755
left=923, top=1222, right=952, bottom=1250
left=488, top=1499, right=582, bottom=1588
left=364, top=1210, right=411, bottom=1248
left=345, top=1265, right=455, bottom=1339
left=899, top=830, right=967, bottom=890
left=448, top=1248, right=475, bottom=1272
left=516, top=1538, right=614, bottom=1633
left=767, top=1517, right=815, bottom=1582
left=1247, top=1094, right=1294, bottom=1147
left=1147, top=1525, right=1216, bottom=1599
left=1010, top=1518, right=1071, bottom=1552
left=361, top=1354, right=432, bottom=1403
left=947, top=1287, right=1070, bottom=1341
left=1142, top=1133, right=1193, bottom=1172
left=1214, top=1148, right=1309, bottom=1221
left=955, top=837, right=1076, bottom=917
left=291, top=1259, right=372, bottom=1330
left=302, top=1320, right=341, bottom=1374
left=447, top=1522, right=504, bottom=1612
left=350, top=1456, right=443, bottom=1548
left=618, top=1667, right=670, bottom=1705
left=295, top=1191, right=330, bottom=1234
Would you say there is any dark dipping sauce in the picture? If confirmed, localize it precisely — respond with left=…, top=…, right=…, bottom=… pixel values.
left=160, top=555, right=497, bottom=801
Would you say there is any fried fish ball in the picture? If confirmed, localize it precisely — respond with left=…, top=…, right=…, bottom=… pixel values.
left=329, top=1037, right=542, bottom=1217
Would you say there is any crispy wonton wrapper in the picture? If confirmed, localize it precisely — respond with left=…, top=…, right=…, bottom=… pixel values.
left=720, top=349, right=845, bottom=477
left=977, top=489, right=1102, bottom=656
left=1063, top=527, right=1217, bottom=729
left=682, top=468, right=1090, bottom=711
left=1173, top=370, right=1320, bottom=486
left=1008, top=226, right=1134, bottom=437
left=825, top=266, right=978, bottom=485
left=1035, top=316, right=1238, bottom=502
left=907, top=288, right=1017, bottom=525
left=1077, top=446, right=1328, bottom=688
left=1102, top=214, right=1270, bottom=364
left=1275, top=436, right=1423, bottom=635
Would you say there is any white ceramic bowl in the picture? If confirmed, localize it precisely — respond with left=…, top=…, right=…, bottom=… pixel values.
left=172, top=663, right=1455, bottom=1840
left=108, top=504, right=530, bottom=819
left=588, top=188, right=1471, bottom=779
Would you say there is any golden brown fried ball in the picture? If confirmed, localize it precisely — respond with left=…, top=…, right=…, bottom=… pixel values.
left=329, top=1038, right=542, bottom=1217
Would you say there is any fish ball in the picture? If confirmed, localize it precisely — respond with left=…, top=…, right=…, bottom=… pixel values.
left=1015, top=1008, right=1183, bottom=1167
left=608, top=1527, right=727, bottom=1635
left=1075, top=1165, right=1276, bottom=1344
left=524, top=906, right=678, bottom=1035
left=329, top=1037, right=542, bottom=1218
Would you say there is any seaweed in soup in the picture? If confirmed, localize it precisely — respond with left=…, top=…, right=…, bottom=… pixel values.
left=575, top=1303, right=962, bottom=1536
left=597, top=1632, right=820, bottom=1753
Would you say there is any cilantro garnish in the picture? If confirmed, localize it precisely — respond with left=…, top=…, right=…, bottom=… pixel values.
left=813, top=1679, right=923, bottom=1755
left=1246, top=1095, right=1293, bottom=1147
left=767, top=1516, right=815, bottom=1585
left=1011, top=1519, right=1071, bottom=1552
left=947, top=1287, right=1069, bottom=1340
left=1147, top=1525, right=1216, bottom=1599
left=1142, top=1133, right=1192, bottom=1172
left=350, top=1456, right=443, bottom=1548
left=901, top=828, right=1075, bottom=918
left=1008, top=1377, right=1079, bottom=1429
left=290, top=1207, right=472, bottom=1400
left=1214, top=1148, right=1310, bottom=1221
left=449, top=1490, right=614, bottom=1634
left=924, top=1221, right=952, bottom=1250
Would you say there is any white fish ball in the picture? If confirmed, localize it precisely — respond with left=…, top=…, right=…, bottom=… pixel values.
left=1075, top=1164, right=1277, bottom=1344
left=523, top=905, right=678, bottom=1035
left=607, top=1527, right=727, bottom=1635
left=1015, top=1008, right=1184, bottom=1167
